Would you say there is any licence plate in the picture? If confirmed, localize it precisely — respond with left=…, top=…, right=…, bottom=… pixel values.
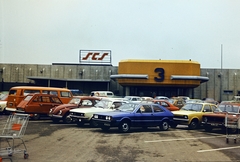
left=104, top=123, right=110, bottom=126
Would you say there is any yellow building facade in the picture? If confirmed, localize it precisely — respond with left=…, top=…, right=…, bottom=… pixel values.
left=111, top=59, right=208, bottom=97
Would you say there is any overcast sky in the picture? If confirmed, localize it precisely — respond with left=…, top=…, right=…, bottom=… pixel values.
left=0, top=0, right=240, bottom=69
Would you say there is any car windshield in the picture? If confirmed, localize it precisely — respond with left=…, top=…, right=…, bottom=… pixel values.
left=0, top=94, right=7, bottom=100
left=117, top=103, right=138, bottom=112
left=69, top=98, right=81, bottom=105
left=94, top=100, right=112, bottom=109
left=218, top=104, right=240, bottom=113
left=181, top=103, right=202, bottom=112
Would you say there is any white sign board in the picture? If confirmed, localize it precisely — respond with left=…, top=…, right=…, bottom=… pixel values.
left=79, top=50, right=111, bottom=65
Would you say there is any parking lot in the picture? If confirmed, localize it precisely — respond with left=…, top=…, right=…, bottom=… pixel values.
left=1, top=116, right=240, bottom=162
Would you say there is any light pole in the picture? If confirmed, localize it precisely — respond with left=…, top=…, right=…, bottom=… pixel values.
left=220, top=44, right=223, bottom=102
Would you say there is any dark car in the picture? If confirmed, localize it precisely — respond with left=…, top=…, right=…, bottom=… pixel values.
left=202, top=102, right=240, bottom=132
left=92, top=103, right=174, bottom=133
left=16, top=93, right=63, bottom=120
left=49, top=96, right=100, bottom=124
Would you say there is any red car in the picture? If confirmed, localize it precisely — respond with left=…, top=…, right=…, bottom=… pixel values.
left=16, top=93, right=63, bottom=120
left=152, top=99, right=180, bottom=111
left=202, top=102, right=240, bottom=132
left=49, top=96, right=100, bottom=124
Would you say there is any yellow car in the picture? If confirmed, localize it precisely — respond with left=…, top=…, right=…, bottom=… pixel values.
left=172, top=103, right=217, bottom=129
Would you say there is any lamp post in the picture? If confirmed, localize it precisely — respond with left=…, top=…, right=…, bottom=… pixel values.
left=220, top=44, right=223, bottom=102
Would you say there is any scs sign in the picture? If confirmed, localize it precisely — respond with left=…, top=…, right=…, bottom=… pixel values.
left=79, top=50, right=111, bottom=65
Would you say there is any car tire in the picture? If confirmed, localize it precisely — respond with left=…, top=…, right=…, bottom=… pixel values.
left=188, top=120, right=198, bottom=129
left=63, top=114, right=72, bottom=124
left=32, top=114, right=40, bottom=120
left=118, top=120, right=130, bottom=133
left=159, top=120, right=169, bottom=131
left=101, top=126, right=110, bottom=131
left=77, top=121, right=84, bottom=127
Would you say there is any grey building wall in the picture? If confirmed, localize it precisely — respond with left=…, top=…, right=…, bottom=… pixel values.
left=0, top=63, right=239, bottom=101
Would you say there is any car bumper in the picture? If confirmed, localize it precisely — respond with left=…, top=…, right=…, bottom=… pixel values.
left=70, top=115, right=89, bottom=122
left=5, top=107, right=16, bottom=112
left=173, top=118, right=189, bottom=124
left=202, top=122, right=224, bottom=128
left=49, top=114, right=64, bottom=119
left=92, top=118, right=117, bottom=127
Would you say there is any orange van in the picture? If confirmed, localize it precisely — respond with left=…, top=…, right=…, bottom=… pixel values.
left=6, top=86, right=73, bottom=113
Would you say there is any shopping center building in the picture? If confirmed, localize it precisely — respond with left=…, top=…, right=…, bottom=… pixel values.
left=0, top=51, right=239, bottom=102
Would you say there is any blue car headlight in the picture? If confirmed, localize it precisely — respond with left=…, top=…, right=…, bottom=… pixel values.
left=94, top=114, right=98, bottom=119
left=105, top=116, right=112, bottom=120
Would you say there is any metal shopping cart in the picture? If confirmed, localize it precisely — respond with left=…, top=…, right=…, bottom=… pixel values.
left=0, top=113, right=30, bottom=161
left=225, top=112, right=240, bottom=143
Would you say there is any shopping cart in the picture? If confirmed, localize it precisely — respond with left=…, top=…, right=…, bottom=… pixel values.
left=0, top=113, right=30, bottom=160
left=225, top=112, right=240, bottom=143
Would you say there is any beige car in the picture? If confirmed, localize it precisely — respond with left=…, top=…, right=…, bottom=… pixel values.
left=0, top=93, right=8, bottom=113
left=69, top=98, right=129, bottom=127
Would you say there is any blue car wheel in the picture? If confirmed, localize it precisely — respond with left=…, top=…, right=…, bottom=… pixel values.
left=118, top=121, right=130, bottom=133
left=159, top=120, right=169, bottom=131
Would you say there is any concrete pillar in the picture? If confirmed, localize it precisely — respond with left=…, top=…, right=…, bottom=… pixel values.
left=125, top=86, right=130, bottom=96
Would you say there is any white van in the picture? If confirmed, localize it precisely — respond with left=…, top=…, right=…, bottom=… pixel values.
left=90, top=91, right=114, bottom=98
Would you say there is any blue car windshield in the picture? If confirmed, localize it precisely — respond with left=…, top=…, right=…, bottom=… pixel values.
left=117, top=103, right=138, bottom=112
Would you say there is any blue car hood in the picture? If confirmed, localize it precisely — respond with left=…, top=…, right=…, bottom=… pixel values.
left=94, top=111, right=132, bottom=116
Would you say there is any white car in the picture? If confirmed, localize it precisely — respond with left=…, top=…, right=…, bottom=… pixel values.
left=124, top=96, right=141, bottom=103
left=69, top=98, right=128, bottom=127
left=0, top=93, right=8, bottom=113
left=154, top=96, right=169, bottom=100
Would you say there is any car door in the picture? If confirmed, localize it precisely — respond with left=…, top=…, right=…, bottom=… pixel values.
left=133, top=105, right=154, bottom=127
left=152, top=105, right=166, bottom=125
left=37, top=96, right=61, bottom=114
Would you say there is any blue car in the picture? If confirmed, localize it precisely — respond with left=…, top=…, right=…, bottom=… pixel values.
left=92, top=102, right=174, bottom=133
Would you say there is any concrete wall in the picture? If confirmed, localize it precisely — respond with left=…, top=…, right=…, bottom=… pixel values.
left=0, top=63, right=239, bottom=101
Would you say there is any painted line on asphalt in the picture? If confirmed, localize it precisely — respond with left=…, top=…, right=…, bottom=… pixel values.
left=197, top=146, right=240, bottom=152
left=144, top=135, right=225, bottom=143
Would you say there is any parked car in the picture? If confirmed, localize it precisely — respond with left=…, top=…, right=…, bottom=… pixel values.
left=202, top=98, right=219, bottom=105
left=202, top=102, right=240, bottom=132
left=185, top=99, right=203, bottom=104
left=0, top=93, right=8, bottom=113
left=172, top=102, right=217, bottom=129
left=90, top=91, right=114, bottom=98
left=154, top=96, right=169, bottom=100
left=140, top=97, right=153, bottom=102
left=16, top=93, right=63, bottom=120
left=69, top=98, right=129, bottom=127
left=92, top=102, right=174, bottom=133
left=152, top=99, right=180, bottom=111
left=124, top=96, right=141, bottom=103
left=177, top=96, right=190, bottom=101
left=49, top=96, right=100, bottom=124
left=168, top=98, right=185, bottom=109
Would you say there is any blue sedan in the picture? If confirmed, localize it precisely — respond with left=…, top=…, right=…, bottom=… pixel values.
left=92, top=102, right=174, bottom=133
